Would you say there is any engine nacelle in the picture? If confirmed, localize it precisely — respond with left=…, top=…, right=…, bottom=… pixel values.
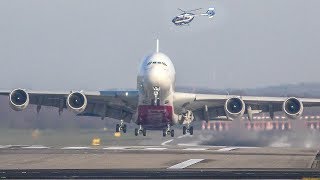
left=224, top=97, right=245, bottom=119
left=283, top=97, right=303, bottom=119
left=9, top=89, right=29, bottom=111
left=66, top=91, right=87, bottom=114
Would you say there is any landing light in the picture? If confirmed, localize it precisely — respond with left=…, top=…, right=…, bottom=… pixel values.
left=114, top=132, right=121, bottom=137
left=91, top=138, right=101, bottom=146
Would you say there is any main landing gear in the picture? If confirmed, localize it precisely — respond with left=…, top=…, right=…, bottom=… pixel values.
left=116, top=120, right=127, bottom=133
left=163, top=124, right=174, bottom=137
left=182, top=124, right=193, bottom=135
left=135, top=125, right=146, bottom=136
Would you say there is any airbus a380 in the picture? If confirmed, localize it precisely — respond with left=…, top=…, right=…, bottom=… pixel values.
left=2, top=40, right=320, bottom=137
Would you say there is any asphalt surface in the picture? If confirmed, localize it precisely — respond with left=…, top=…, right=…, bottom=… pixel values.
left=0, top=130, right=320, bottom=178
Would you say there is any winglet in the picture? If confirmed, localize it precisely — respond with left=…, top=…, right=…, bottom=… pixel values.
left=156, top=39, right=159, bottom=53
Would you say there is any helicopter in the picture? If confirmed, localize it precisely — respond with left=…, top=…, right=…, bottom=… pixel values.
left=172, top=7, right=215, bottom=26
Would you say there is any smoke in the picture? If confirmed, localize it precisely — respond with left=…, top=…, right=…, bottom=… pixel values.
left=199, top=119, right=320, bottom=148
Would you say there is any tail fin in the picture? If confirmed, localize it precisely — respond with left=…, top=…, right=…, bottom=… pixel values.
left=203, top=7, right=215, bottom=18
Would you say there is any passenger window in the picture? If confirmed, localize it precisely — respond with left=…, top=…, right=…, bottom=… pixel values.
left=157, top=62, right=161, bottom=64
left=153, top=62, right=156, bottom=64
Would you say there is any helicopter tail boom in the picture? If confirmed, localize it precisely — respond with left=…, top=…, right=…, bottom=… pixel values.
left=201, top=8, right=215, bottom=18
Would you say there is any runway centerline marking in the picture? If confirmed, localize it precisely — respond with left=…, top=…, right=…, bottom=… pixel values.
left=168, top=159, right=204, bottom=169
left=215, top=147, right=238, bottom=152
left=161, top=139, right=173, bottom=146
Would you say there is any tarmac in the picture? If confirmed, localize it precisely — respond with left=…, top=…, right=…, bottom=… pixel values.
left=0, top=130, right=320, bottom=178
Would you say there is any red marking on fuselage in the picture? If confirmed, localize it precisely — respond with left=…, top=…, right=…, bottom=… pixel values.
left=137, top=105, right=173, bottom=129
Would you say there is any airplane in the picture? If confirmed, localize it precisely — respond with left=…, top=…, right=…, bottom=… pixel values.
left=1, top=39, right=320, bottom=137
left=172, top=7, right=215, bottom=26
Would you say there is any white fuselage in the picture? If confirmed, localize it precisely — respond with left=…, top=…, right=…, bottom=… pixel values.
left=135, top=52, right=178, bottom=129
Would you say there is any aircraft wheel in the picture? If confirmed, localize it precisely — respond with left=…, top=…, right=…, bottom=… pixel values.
left=134, top=128, right=138, bottom=136
left=162, top=129, right=166, bottom=137
left=142, top=129, right=147, bottom=136
left=151, top=99, right=155, bottom=106
left=116, top=124, right=120, bottom=132
left=170, top=129, right=174, bottom=137
left=123, top=124, right=127, bottom=133
left=156, top=99, right=160, bottom=106
left=183, top=126, right=187, bottom=135
left=189, top=126, right=193, bottom=135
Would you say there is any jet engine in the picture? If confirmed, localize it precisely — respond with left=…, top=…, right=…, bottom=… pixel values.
left=224, top=97, right=245, bottom=119
left=66, top=91, right=87, bottom=114
left=9, top=89, right=29, bottom=111
left=282, top=97, right=303, bottom=119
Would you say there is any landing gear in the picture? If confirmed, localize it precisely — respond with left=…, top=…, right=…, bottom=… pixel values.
left=134, top=125, right=146, bottom=136
left=116, top=120, right=127, bottom=133
left=183, top=125, right=193, bottom=135
left=153, top=86, right=160, bottom=106
left=162, top=124, right=174, bottom=137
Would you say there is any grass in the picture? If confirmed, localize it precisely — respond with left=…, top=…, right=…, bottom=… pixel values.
left=0, top=128, right=149, bottom=146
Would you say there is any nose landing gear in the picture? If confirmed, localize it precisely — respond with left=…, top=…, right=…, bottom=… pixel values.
left=152, top=86, right=161, bottom=106
left=116, top=120, right=127, bottom=133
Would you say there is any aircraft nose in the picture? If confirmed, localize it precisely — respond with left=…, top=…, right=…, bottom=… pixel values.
left=145, top=67, right=171, bottom=90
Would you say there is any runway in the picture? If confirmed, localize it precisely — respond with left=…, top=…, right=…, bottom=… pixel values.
left=1, top=130, right=320, bottom=178
left=0, top=144, right=320, bottom=178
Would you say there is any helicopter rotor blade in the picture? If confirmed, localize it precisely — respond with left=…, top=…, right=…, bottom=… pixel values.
left=189, top=8, right=202, bottom=12
left=177, top=8, right=186, bottom=13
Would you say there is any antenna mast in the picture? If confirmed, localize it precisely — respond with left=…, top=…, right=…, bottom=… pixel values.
left=156, top=39, right=159, bottom=53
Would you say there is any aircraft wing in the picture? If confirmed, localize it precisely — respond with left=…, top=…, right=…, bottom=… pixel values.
left=173, top=92, right=320, bottom=121
left=0, top=90, right=139, bottom=123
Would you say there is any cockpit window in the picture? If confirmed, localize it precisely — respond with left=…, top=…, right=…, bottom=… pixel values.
left=146, top=61, right=168, bottom=67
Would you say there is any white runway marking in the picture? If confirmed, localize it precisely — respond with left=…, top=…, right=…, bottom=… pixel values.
left=177, top=143, right=199, bottom=146
left=145, top=147, right=167, bottom=151
left=161, top=139, right=173, bottom=146
left=168, top=159, right=204, bottom=169
left=215, top=147, right=238, bottom=152
left=183, top=148, right=208, bottom=151
left=0, top=145, right=12, bottom=149
left=103, top=146, right=128, bottom=150
left=62, top=146, right=92, bottom=150
left=22, top=145, right=49, bottom=149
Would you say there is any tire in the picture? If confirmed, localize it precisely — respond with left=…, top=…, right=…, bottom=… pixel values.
left=183, top=126, right=187, bottom=135
left=189, top=126, right=193, bottom=135
left=163, top=129, right=166, bottom=137
left=116, top=124, right=120, bottom=132
left=123, top=124, right=127, bottom=133
left=134, top=128, right=138, bottom=136
left=142, top=129, right=147, bottom=136
left=151, top=99, right=155, bottom=106
left=156, top=99, right=160, bottom=106
left=170, top=129, right=174, bottom=137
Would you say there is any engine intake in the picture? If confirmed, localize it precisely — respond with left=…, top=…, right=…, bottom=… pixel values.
left=283, top=97, right=303, bottom=119
left=66, top=91, right=87, bottom=114
left=224, top=97, right=245, bottom=119
left=9, top=89, right=29, bottom=111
